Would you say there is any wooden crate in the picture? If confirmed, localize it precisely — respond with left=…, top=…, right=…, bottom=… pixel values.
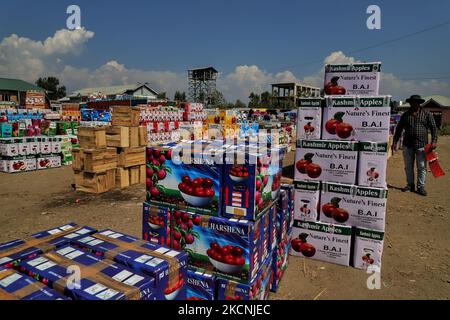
left=117, top=147, right=146, bottom=168
left=106, top=126, right=130, bottom=148
left=74, top=169, right=116, bottom=194
left=139, top=164, right=146, bottom=184
left=83, top=148, right=118, bottom=173
left=111, top=106, right=140, bottom=127
left=78, top=127, right=106, bottom=149
left=116, top=167, right=130, bottom=189
left=139, top=126, right=148, bottom=146
left=72, top=148, right=84, bottom=171
left=129, top=127, right=139, bottom=147
left=129, top=166, right=141, bottom=185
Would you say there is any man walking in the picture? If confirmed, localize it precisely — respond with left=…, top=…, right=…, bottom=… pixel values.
left=392, top=95, right=438, bottom=196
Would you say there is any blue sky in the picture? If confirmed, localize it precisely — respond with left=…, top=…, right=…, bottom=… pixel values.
left=1, top=0, right=450, bottom=101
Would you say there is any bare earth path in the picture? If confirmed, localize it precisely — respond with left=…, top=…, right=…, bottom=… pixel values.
left=0, top=137, right=449, bottom=299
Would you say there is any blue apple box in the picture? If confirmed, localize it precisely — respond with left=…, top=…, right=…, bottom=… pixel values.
left=223, top=145, right=283, bottom=220
left=270, top=231, right=291, bottom=293
left=217, top=252, right=272, bottom=301
left=16, top=245, right=155, bottom=300
left=276, top=190, right=290, bottom=244
left=142, top=201, right=170, bottom=246
left=186, top=267, right=216, bottom=301
left=0, top=268, right=69, bottom=300
left=146, top=140, right=226, bottom=216
left=0, top=223, right=97, bottom=269
left=261, top=200, right=277, bottom=264
left=70, top=229, right=188, bottom=300
left=172, top=205, right=267, bottom=285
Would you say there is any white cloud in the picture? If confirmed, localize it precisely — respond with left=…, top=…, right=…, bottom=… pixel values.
left=60, top=61, right=186, bottom=96
left=0, top=28, right=94, bottom=82
left=0, top=29, right=449, bottom=103
left=219, top=65, right=301, bottom=102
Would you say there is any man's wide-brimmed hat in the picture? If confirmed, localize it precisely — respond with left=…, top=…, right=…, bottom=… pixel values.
left=406, top=94, right=425, bottom=104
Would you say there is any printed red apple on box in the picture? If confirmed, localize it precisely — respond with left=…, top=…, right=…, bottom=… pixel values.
left=324, top=62, right=381, bottom=96
left=358, top=142, right=388, bottom=188
left=322, top=96, right=391, bottom=142
left=320, top=182, right=387, bottom=231
left=295, top=140, right=358, bottom=184
left=293, top=180, right=320, bottom=222
left=6, top=157, right=28, bottom=173
left=353, top=227, right=384, bottom=271
left=297, top=98, right=323, bottom=140
left=290, top=220, right=352, bottom=266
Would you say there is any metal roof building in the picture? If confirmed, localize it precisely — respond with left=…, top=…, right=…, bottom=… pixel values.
left=0, top=77, right=47, bottom=108
left=67, top=82, right=159, bottom=102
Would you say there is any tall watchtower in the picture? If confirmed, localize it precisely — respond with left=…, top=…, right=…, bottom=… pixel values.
left=188, top=67, right=218, bottom=107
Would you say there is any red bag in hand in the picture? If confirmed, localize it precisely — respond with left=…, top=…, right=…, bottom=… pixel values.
left=424, top=144, right=445, bottom=178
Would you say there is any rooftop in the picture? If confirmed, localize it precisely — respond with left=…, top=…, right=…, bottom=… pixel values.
left=0, top=77, right=45, bottom=92
left=188, top=67, right=218, bottom=73
left=68, top=83, right=158, bottom=98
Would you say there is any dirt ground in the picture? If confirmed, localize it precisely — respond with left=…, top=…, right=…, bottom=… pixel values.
left=0, top=137, right=449, bottom=300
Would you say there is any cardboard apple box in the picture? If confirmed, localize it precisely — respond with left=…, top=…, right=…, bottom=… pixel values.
left=353, top=227, right=384, bottom=271
left=295, top=140, right=358, bottom=184
left=18, top=140, right=30, bottom=156
left=319, top=182, right=388, bottom=231
left=39, top=137, right=52, bottom=155
left=51, top=137, right=62, bottom=154
left=293, top=180, right=321, bottom=222
left=36, top=156, right=61, bottom=170
left=358, top=142, right=388, bottom=188
left=0, top=138, right=19, bottom=157
left=297, top=98, right=323, bottom=140
left=322, top=96, right=391, bottom=142
left=5, top=157, right=35, bottom=173
left=324, top=62, right=381, bottom=96
left=27, top=137, right=40, bottom=155
left=290, top=220, right=352, bottom=266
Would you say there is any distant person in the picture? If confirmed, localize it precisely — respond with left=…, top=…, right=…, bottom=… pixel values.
left=392, top=95, right=438, bottom=196
left=248, top=109, right=254, bottom=120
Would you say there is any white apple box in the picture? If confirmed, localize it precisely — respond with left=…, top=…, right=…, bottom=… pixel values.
left=25, top=157, right=37, bottom=171
left=39, top=137, right=52, bottom=155
left=27, top=138, right=40, bottom=155
left=358, top=142, right=388, bottom=188
left=5, top=159, right=25, bottom=173
left=50, top=156, right=62, bottom=168
left=0, top=159, right=5, bottom=172
left=324, top=62, right=381, bottom=96
left=0, top=138, right=19, bottom=157
left=322, top=96, right=391, bottom=142
left=297, top=98, right=323, bottom=140
left=51, top=137, right=62, bottom=154
left=18, top=141, right=30, bottom=156
left=290, top=220, right=352, bottom=266
left=320, top=182, right=387, bottom=231
left=295, top=140, right=358, bottom=184
left=293, top=180, right=321, bottom=222
left=352, top=227, right=384, bottom=270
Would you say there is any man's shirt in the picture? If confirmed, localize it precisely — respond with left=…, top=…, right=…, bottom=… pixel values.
left=393, top=108, right=438, bottom=149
